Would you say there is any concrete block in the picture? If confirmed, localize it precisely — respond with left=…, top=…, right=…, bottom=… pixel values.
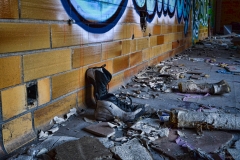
left=131, top=39, right=137, bottom=53
left=1, top=85, right=27, bottom=120
left=102, top=41, right=122, bottom=60
left=51, top=24, right=88, bottom=48
left=110, top=138, right=153, bottom=160
left=23, top=49, right=71, bottom=82
left=72, top=44, right=102, bottom=68
left=133, top=24, right=143, bottom=38
left=109, top=73, right=124, bottom=91
left=2, top=113, right=36, bottom=153
left=34, top=93, right=77, bottom=131
left=88, top=60, right=113, bottom=74
left=52, top=69, right=82, bottom=99
left=0, top=0, right=19, bottom=19
left=122, top=40, right=131, bottom=55
left=142, top=48, right=151, bottom=61
left=152, top=25, right=161, bottom=35
left=157, top=35, right=164, bottom=45
left=21, top=0, right=69, bottom=20
left=130, top=51, right=142, bottom=67
left=38, top=78, right=51, bottom=106
left=113, top=55, right=129, bottom=73
left=114, top=24, right=133, bottom=40
left=150, top=36, right=157, bottom=47
left=0, top=56, right=21, bottom=89
left=136, top=37, right=149, bottom=51
left=0, top=23, right=50, bottom=53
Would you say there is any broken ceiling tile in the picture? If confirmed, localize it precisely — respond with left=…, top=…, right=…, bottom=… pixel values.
left=83, top=122, right=115, bottom=137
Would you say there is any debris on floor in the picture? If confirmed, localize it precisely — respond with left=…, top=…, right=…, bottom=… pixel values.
left=83, top=122, right=115, bottom=137
left=8, top=34, right=240, bottom=160
left=170, top=109, right=240, bottom=132
left=47, top=136, right=113, bottom=160
left=110, top=138, right=153, bottom=160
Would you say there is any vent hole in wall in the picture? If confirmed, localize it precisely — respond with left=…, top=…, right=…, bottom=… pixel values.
left=27, top=81, right=38, bottom=107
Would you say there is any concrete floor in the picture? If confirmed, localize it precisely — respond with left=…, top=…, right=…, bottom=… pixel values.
left=9, top=42, right=240, bottom=159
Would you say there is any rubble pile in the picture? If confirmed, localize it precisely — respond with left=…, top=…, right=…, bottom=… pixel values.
left=8, top=33, right=240, bottom=160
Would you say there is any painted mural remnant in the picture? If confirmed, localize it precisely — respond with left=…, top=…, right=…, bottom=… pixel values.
left=193, top=0, right=208, bottom=40
left=61, top=0, right=193, bottom=35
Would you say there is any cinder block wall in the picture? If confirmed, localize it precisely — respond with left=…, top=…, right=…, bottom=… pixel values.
left=0, top=0, right=208, bottom=157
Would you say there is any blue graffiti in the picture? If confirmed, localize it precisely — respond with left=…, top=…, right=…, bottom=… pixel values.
left=61, top=0, right=192, bottom=35
left=193, top=0, right=208, bottom=39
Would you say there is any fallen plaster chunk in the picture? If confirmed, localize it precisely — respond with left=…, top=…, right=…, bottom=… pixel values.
left=53, top=116, right=65, bottom=124
left=110, top=138, right=153, bottom=160
left=38, top=130, right=49, bottom=141
left=157, top=128, right=169, bottom=137
left=170, top=109, right=240, bottom=130
left=66, top=108, right=77, bottom=119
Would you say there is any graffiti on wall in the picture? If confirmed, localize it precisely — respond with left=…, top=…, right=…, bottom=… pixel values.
left=61, top=0, right=192, bottom=35
left=192, top=0, right=208, bottom=40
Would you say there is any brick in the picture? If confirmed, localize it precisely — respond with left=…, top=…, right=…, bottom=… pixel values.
left=133, top=24, right=143, bottom=38
left=157, top=35, right=164, bottom=45
left=168, top=33, right=175, bottom=42
left=142, top=48, right=151, bottom=61
left=114, top=24, right=133, bottom=40
left=172, top=25, right=178, bottom=33
left=136, top=38, right=149, bottom=51
left=88, top=29, right=114, bottom=43
left=88, top=60, right=113, bottom=74
left=113, top=55, right=129, bottom=73
left=38, top=78, right=51, bottom=106
left=21, top=0, right=69, bottom=20
left=149, top=57, right=158, bottom=66
left=150, top=36, right=157, bottom=47
left=172, top=40, right=180, bottom=49
left=51, top=24, right=88, bottom=48
left=2, top=113, right=36, bottom=153
left=122, top=40, right=131, bottom=55
left=0, top=56, right=21, bottom=90
left=152, top=25, right=161, bottom=35
left=162, top=43, right=172, bottom=53
left=162, top=25, right=172, bottom=34
left=23, top=49, right=71, bottom=82
left=158, top=52, right=169, bottom=62
left=131, top=39, right=137, bottom=53
left=136, top=62, right=148, bottom=72
left=52, top=67, right=86, bottom=99
left=77, top=89, right=86, bottom=108
left=109, top=73, right=124, bottom=91
left=1, top=85, right=27, bottom=120
left=130, top=51, right=142, bottom=67
left=102, top=41, right=122, bottom=60
left=0, top=0, right=19, bottom=19
left=124, top=68, right=136, bottom=80
left=0, top=23, right=50, bottom=53
left=152, top=45, right=162, bottom=57
left=72, top=45, right=102, bottom=68
left=34, top=93, right=77, bottom=131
